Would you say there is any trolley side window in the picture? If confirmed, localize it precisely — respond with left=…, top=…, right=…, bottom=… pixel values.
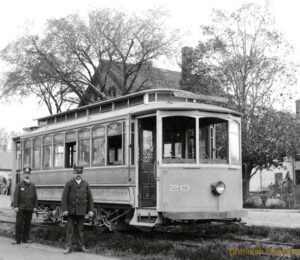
left=23, top=139, right=32, bottom=168
left=92, top=126, right=105, bottom=166
left=16, top=142, right=22, bottom=172
left=199, top=118, right=228, bottom=164
left=107, top=122, right=123, bottom=165
left=43, top=135, right=52, bottom=169
left=230, top=122, right=240, bottom=165
left=162, top=116, right=196, bottom=164
left=54, top=133, right=64, bottom=168
left=33, top=137, right=41, bottom=170
left=78, top=128, right=90, bottom=166
left=65, top=131, right=76, bottom=168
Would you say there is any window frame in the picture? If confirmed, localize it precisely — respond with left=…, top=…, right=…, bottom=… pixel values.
left=159, top=112, right=239, bottom=166
left=107, top=122, right=124, bottom=166
left=53, top=133, right=65, bottom=169
left=91, top=125, right=106, bottom=166
left=23, top=139, right=32, bottom=169
left=42, top=135, right=53, bottom=169
left=32, top=137, right=41, bottom=170
left=78, top=128, right=91, bottom=167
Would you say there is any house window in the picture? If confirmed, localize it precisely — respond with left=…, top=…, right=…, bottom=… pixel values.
left=92, top=126, right=105, bottom=166
left=107, top=122, right=123, bottom=165
left=54, top=133, right=64, bottom=168
left=78, top=128, right=90, bottom=166
left=33, top=137, right=41, bottom=170
left=43, top=135, right=52, bottom=169
left=23, top=139, right=31, bottom=168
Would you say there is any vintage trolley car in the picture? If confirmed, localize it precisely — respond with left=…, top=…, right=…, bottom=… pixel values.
left=11, top=89, right=245, bottom=229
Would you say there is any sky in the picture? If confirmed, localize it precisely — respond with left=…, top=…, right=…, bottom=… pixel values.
left=0, top=0, right=299, bottom=132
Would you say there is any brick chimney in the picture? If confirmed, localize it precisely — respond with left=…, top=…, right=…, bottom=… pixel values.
left=296, top=99, right=300, bottom=121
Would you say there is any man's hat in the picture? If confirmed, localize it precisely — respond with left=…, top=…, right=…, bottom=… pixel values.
left=23, top=167, right=31, bottom=174
left=73, top=166, right=83, bottom=174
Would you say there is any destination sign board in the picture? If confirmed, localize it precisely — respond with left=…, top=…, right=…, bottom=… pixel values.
left=173, top=91, right=228, bottom=103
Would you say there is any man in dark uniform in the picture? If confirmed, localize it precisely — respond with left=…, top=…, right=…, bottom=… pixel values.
left=12, top=167, right=38, bottom=244
left=61, top=166, right=94, bottom=254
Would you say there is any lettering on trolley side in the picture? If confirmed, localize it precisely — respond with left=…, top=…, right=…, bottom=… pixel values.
left=169, top=184, right=190, bottom=192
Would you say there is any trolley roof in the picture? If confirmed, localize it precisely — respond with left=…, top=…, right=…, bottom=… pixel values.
left=18, top=89, right=241, bottom=137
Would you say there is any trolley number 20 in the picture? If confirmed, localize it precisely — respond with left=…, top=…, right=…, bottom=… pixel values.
left=169, top=184, right=190, bottom=192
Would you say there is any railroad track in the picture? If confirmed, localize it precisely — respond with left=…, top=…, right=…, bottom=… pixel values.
left=0, top=218, right=298, bottom=249
left=175, top=235, right=296, bottom=248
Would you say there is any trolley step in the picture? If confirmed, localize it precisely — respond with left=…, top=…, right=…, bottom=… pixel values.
left=129, top=208, right=162, bottom=227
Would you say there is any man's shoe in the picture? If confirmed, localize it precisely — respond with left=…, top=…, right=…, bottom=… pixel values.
left=64, top=247, right=71, bottom=254
left=11, top=241, right=21, bottom=245
left=80, top=246, right=88, bottom=253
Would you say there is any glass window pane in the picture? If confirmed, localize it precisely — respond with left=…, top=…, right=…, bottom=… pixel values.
left=24, top=148, right=31, bottom=168
left=79, top=140, right=90, bottom=166
left=162, top=116, right=195, bottom=164
left=230, top=122, right=240, bottom=164
left=107, top=135, right=122, bottom=165
left=92, top=127, right=105, bottom=137
left=24, top=139, right=31, bottom=148
left=79, top=129, right=90, bottom=140
left=33, top=137, right=41, bottom=147
left=66, top=131, right=76, bottom=142
left=92, top=137, right=105, bottom=165
left=43, top=146, right=52, bottom=169
left=54, top=144, right=64, bottom=167
left=54, top=133, right=64, bottom=143
left=199, top=118, right=228, bottom=164
left=142, top=130, right=154, bottom=162
left=43, top=135, right=52, bottom=145
left=33, top=148, right=40, bottom=169
left=108, top=123, right=122, bottom=136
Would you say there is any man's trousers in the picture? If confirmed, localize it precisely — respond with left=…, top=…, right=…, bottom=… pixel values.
left=15, top=209, right=33, bottom=242
left=65, top=215, right=85, bottom=249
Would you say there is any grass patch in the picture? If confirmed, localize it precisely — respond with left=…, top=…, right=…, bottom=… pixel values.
left=19, top=224, right=300, bottom=259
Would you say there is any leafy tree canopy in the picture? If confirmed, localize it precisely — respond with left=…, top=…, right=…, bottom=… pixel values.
left=1, top=8, right=181, bottom=114
left=180, top=2, right=299, bottom=198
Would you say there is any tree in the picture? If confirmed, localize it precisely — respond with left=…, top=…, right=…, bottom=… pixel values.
left=244, top=109, right=300, bottom=186
left=1, top=8, right=180, bottom=113
left=180, top=3, right=298, bottom=199
left=0, top=128, right=20, bottom=151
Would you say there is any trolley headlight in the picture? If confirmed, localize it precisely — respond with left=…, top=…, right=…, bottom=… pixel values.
left=211, top=181, right=225, bottom=196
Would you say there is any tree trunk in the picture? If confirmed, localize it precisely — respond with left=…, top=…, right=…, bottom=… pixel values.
left=242, top=165, right=253, bottom=202
left=242, top=178, right=250, bottom=202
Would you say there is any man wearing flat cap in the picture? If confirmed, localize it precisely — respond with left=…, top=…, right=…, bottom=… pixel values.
left=61, top=166, right=94, bottom=254
left=12, top=167, right=38, bottom=244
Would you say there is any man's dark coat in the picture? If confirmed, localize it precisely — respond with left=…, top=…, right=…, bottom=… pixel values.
left=61, top=178, right=93, bottom=216
left=13, top=181, right=38, bottom=210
